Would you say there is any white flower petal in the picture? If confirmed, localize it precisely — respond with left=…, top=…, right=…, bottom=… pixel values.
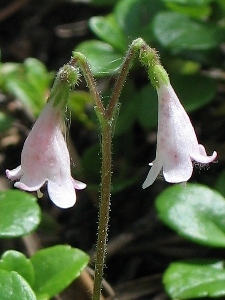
left=14, top=174, right=45, bottom=191
left=47, top=178, right=76, bottom=209
left=142, top=157, right=163, bottom=189
left=72, top=177, right=87, bottom=190
left=163, top=153, right=193, bottom=183
left=191, top=150, right=217, bottom=164
left=6, top=166, right=22, bottom=180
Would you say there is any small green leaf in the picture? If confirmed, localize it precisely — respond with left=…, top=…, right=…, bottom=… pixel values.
left=114, top=80, right=139, bottom=135
left=68, top=91, right=95, bottom=129
left=115, top=0, right=164, bottom=42
left=89, top=0, right=119, bottom=6
left=162, top=0, right=212, bottom=4
left=170, top=74, right=216, bottom=112
left=0, top=269, right=36, bottom=300
left=163, top=260, right=225, bottom=299
left=89, top=14, right=128, bottom=52
left=166, top=3, right=211, bottom=19
left=75, top=40, right=123, bottom=77
left=164, top=1, right=211, bottom=19
left=153, top=12, right=225, bottom=50
left=0, top=250, right=34, bottom=286
left=155, top=184, right=225, bottom=247
left=0, top=62, right=22, bottom=88
left=0, top=190, right=41, bottom=238
left=82, top=143, right=101, bottom=184
left=215, top=169, right=225, bottom=198
left=0, top=112, right=14, bottom=132
left=138, top=84, right=158, bottom=129
left=0, top=58, right=53, bottom=117
left=24, top=58, right=53, bottom=95
left=31, top=245, right=89, bottom=298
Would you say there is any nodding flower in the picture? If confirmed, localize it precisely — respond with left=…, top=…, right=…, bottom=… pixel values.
left=6, top=96, right=86, bottom=208
left=142, top=81, right=217, bottom=189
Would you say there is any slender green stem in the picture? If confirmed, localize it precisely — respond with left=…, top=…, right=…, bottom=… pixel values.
left=106, top=38, right=144, bottom=119
left=71, top=53, right=111, bottom=299
left=70, top=40, right=159, bottom=300
left=70, top=54, right=105, bottom=116
left=92, top=122, right=112, bottom=300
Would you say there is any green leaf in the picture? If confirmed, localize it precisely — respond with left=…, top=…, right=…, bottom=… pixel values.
left=114, top=80, right=139, bottom=135
left=89, top=0, right=119, bottom=6
left=163, top=260, right=225, bottom=299
left=31, top=245, right=89, bottom=298
left=0, top=112, right=14, bottom=132
left=115, top=0, right=164, bottom=42
left=82, top=143, right=101, bottom=184
left=153, top=12, right=225, bottom=50
left=164, top=2, right=211, bottom=19
left=75, top=40, right=123, bottom=77
left=24, top=58, right=53, bottom=95
left=162, top=0, right=212, bottom=4
left=0, top=190, right=41, bottom=238
left=0, top=250, right=34, bottom=286
left=89, top=14, right=128, bottom=52
left=215, top=169, right=225, bottom=198
left=155, top=183, right=225, bottom=247
left=170, top=74, right=216, bottom=112
left=138, top=84, right=158, bottom=129
left=0, top=59, right=53, bottom=117
left=68, top=91, right=95, bottom=129
left=0, top=269, right=36, bottom=300
left=0, top=62, right=22, bottom=88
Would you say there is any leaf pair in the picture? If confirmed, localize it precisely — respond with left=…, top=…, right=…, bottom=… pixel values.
left=156, top=184, right=225, bottom=298
left=0, top=246, right=89, bottom=300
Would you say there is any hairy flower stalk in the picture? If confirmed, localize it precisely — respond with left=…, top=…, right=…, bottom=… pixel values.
left=6, top=65, right=86, bottom=208
left=140, top=47, right=217, bottom=188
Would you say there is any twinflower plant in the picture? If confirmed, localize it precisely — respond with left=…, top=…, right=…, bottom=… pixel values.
left=6, top=38, right=217, bottom=300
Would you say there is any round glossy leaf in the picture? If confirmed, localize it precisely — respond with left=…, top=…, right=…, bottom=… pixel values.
left=89, top=14, right=128, bottom=52
left=164, top=3, right=211, bottom=19
left=138, top=84, right=158, bottom=129
left=4, top=58, right=53, bottom=117
left=114, top=80, right=139, bottom=135
left=75, top=40, right=123, bottom=77
left=115, top=0, right=164, bottom=41
left=164, top=260, right=225, bottom=299
left=153, top=12, right=225, bottom=50
left=89, top=0, right=119, bottom=6
left=215, top=169, right=225, bottom=198
left=0, top=250, right=34, bottom=286
left=0, top=190, right=41, bottom=238
left=31, top=245, right=89, bottom=298
left=170, top=74, right=216, bottom=112
left=0, top=269, right=36, bottom=300
left=0, top=112, right=14, bottom=132
left=155, top=184, right=225, bottom=247
left=162, top=0, right=212, bottom=4
left=68, top=91, right=95, bottom=129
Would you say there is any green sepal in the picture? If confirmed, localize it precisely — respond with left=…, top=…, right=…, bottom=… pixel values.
left=49, top=64, right=80, bottom=109
left=148, top=64, right=170, bottom=88
left=137, top=40, right=169, bottom=88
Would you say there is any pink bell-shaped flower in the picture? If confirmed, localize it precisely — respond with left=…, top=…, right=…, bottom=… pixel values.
left=142, top=82, right=217, bottom=188
left=6, top=97, right=86, bottom=208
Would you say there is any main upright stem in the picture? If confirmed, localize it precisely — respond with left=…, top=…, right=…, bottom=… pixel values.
left=92, top=122, right=112, bottom=300
left=72, top=39, right=151, bottom=300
